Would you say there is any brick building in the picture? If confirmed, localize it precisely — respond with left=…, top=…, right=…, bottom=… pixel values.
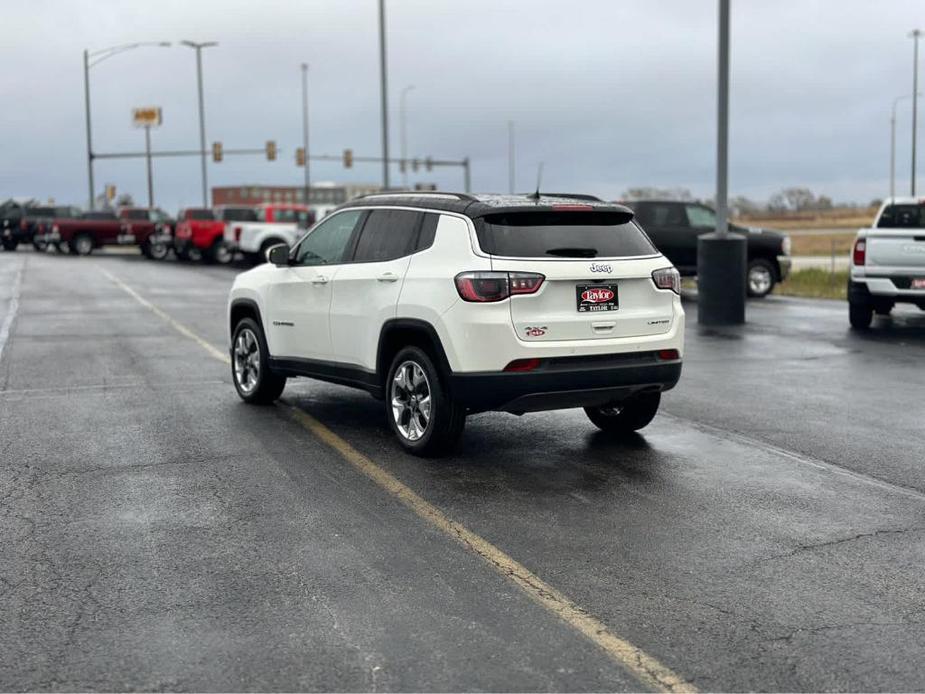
left=211, top=182, right=381, bottom=207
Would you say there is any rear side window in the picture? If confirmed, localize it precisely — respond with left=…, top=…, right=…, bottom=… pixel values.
left=475, top=211, right=656, bottom=258
left=352, top=209, right=422, bottom=262
left=220, top=207, right=257, bottom=222
left=878, top=204, right=925, bottom=228
left=123, top=209, right=148, bottom=220
left=415, top=213, right=439, bottom=252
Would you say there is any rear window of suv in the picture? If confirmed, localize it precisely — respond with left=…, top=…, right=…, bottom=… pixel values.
left=475, top=211, right=656, bottom=258
left=877, top=204, right=925, bottom=228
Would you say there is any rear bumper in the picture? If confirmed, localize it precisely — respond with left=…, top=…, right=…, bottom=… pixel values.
left=849, top=274, right=925, bottom=307
left=449, top=353, right=682, bottom=414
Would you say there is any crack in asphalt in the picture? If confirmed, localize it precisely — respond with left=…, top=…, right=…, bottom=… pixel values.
left=758, top=526, right=925, bottom=562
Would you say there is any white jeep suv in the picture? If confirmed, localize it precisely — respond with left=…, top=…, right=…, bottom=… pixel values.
left=227, top=192, right=684, bottom=456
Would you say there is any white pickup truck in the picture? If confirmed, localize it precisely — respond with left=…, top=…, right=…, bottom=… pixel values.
left=849, top=197, right=925, bottom=329
left=224, top=203, right=314, bottom=262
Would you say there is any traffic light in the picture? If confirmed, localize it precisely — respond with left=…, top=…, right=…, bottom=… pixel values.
left=296, top=147, right=305, bottom=167
left=425, top=157, right=433, bottom=172
left=105, top=184, right=116, bottom=202
left=343, top=148, right=353, bottom=168
left=266, top=140, right=277, bottom=161
left=212, top=141, right=223, bottom=162
left=399, top=159, right=406, bottom=174
left=412, top=158, right=419, bottom=172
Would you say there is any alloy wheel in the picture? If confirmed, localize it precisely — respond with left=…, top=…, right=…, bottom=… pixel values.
left=233, top=328, right=261, bottom=394
left=390, top=360, right=432, bottom=441
left=748, top=265, right=773, bottom=296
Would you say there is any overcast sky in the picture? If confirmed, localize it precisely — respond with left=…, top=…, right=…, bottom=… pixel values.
left=1, top=0, right=923, bottom=211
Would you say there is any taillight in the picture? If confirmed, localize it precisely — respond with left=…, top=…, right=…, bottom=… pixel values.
left=503, top=358, right=542, bottom=372
left=52, top=224, right=59, bottom=232
left=853, top=238, right=866, bottom=266
left=20, top=220, right=27, bottom=230
left=651, top=267, right=680, bottom=294
left=454, top=272, right=544, bottom=302
left=234, top=226, right=242, bottom=242
left=657, top=349, right=680, bottom=361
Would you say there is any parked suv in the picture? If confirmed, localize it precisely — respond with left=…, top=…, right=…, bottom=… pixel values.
left=626, top=199, right=792, bottom=297
left=848, top=197, right=925, bottom=329
left=227, top=192, right=684, bottom=456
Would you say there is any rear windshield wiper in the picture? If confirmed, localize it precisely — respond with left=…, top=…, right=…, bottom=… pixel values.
left=545, top=247, right=598, bottom=258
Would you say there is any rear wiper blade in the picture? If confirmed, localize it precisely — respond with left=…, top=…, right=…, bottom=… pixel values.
left=545, top=247, right=598, bottom=258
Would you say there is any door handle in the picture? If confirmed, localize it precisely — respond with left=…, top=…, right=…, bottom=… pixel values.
left=377, top=272, right=399, bottom=282
left=311, top=275, right=329, bottom=285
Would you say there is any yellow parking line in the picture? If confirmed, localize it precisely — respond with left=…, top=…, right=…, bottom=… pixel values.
left=104, top=268, right=695, bottom=693
left=102, top=269, right=231, bottom=365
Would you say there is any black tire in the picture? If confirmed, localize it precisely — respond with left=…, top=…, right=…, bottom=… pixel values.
left=143, top=238, right=169, bottom=261
left=385, top=346, right=465, bottom=457
left=54, top=242, right=68, bottom=254
left=231, top=317, right=286, bottom=404
left=32, top=239, right=48, bottom=252
left=207, top=240, right=233, bottom=265
left=849, top=300, right=873, bottom=330
left=72, top=233, right=94, bottom=256
left=585, top=391, right=661, bottom=434
left=1, top=239, right=17, bottom=251
left=746, top=258, right=776, bottom=298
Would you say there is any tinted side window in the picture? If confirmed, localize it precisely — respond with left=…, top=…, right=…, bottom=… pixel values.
left=352, top=209, right=422, bottom=262
left=293, top=210, right=364, bottom=266
left=650, top=204, right=686, bottom=226
left=414, top=213, right=439, bottom=252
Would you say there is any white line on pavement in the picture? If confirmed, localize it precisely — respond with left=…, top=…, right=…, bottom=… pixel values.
left=0, top=258, right=25, bottom=366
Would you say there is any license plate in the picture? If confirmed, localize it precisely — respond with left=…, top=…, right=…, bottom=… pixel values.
left=576, top=283, right=619, bottom=312
left=912, top=278, right=925, bottom=289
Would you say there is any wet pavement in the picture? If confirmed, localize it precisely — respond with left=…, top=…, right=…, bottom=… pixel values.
left=2, top=248, right=925, bottom=691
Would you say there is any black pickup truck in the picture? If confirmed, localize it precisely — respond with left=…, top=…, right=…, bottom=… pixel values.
left=626, top=200, right=792, bottom=297
left=1, top=201, right=81, bottom=251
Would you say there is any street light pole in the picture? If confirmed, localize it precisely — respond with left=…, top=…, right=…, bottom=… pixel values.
left=83, top=49, right=94, bottom=210
left=144, top=125, right=154, bottom=208
left=378, top=0, right=390, bottom=190
left=697, top=0, right=746, bottom=326
left=301, top=63, right=311, bottom=205
left=507, top=120, right=515, bottom=194
left=400, top=85, right=415, bottom=189
left=911, top=29, right=922, bottom=196
left=83, top=41, right=170, bottom=210
left=891, top=92, right=922, bottom=200
left=181, top=41, right=218, bottom=207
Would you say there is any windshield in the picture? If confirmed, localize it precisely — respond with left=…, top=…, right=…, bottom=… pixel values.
left=475, top=211, right=656, bottom=258
left=186, top=209, right=214, bottom=220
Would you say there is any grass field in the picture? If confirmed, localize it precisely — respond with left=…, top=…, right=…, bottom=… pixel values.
left=736, top=207, right=876, bottom=230
left=789, top=232, right=856, bottom=256
left=775, top=268, right=847, bottom=300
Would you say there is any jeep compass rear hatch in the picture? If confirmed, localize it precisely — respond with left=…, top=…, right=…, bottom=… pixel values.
left=475, top=209, right=676, bottom=341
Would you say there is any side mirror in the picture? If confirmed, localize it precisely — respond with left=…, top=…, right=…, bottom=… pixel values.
left=267, top=243, right=290, bottom=266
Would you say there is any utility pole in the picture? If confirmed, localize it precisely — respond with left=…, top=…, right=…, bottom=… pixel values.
left=697, top=0, right=746, bottom=325
left=378, top=0, right=390, bottom=190
left=911, top=29, right=922, bottom=196
left=301, top=63, right=311, bottom=205
left=507, top=120, right=516, bottom=194
left=892, top=93, right=922, bottom=200
left=400, top=85, right=415, bottom=188
left=181, top=41, right=218, bottom=207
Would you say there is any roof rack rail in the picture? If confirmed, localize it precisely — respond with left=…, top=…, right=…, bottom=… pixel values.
left=359, top=191, right=478, bottom=202
left=518, top=193, right=603, bottom=202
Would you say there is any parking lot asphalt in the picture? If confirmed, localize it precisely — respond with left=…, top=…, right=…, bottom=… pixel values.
left=3, top=248, right=925, bottom=692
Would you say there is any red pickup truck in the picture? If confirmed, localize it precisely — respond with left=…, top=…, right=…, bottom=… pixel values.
left=173, top=208, right=232, bottom=264
left=47, top=207, right=173, bottom=258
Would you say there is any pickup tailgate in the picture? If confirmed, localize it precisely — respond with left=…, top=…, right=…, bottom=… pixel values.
left=866, top=229, right=925, bottom=269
